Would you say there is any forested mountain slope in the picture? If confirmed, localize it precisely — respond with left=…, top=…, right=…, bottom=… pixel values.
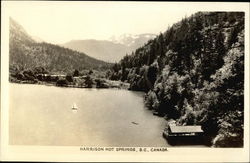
left=109, top=12, right=244, bottom=147
left=9, top=18, right=112, bottom=75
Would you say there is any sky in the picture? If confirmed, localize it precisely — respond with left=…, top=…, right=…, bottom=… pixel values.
left=3, top=1, right=233, bottom=44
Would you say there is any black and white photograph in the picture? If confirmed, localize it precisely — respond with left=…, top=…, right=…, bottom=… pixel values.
left=1, top=1, right=249, bottom=162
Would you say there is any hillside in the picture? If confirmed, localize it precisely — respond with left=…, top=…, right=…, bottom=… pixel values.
left=109, top=12, right=244, bottom=147
left=9, top=18, right=112, bottom=76
left=62, top=34, right=156, bottom=62
left=62, top=40, right=128, bottom=63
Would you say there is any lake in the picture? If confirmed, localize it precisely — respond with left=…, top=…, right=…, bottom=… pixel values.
left=9, top=83, right=169, bottom=146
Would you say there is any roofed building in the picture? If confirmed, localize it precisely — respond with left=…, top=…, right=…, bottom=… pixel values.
left=163, top=125, right=204, bottom=137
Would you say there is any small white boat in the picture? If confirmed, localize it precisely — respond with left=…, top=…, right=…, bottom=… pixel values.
left=72, top=103, right=78, bottom=110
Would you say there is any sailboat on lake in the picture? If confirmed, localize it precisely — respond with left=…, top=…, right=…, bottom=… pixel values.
left=72, top=103, right=78, bottom=110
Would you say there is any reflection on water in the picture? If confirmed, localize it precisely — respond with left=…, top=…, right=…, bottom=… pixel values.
left=72, top=109, right=78, bottom=114
left=9, top=83, right=168, bottom=146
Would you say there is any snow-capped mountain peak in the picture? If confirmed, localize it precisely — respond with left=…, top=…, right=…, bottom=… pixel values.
left=109, top=33, right=156, bottom=47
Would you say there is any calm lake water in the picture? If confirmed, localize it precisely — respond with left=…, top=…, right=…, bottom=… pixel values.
left=9, top=83, right=169, bottom=146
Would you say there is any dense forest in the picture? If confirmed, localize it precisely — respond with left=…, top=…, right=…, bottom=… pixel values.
left=109, top=12, right=244, bottom=147
left=9, top=18, right=112, bottom=77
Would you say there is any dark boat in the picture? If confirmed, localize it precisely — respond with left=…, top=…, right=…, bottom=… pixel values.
left=132, top=122, right=139, bottom=125
left=153, top=111, right=159, bottom=116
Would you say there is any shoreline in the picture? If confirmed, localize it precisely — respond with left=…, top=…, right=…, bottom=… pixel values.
left=9, top=78, right=130, bottom=90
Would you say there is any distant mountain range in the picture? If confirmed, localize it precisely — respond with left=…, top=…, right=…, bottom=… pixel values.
left=109, top=33, right=157, bottom=47
left=9, top=18, right=112, bottom=74
left=9, top=17, right=156, bottom=75
left=62, top=33, right=156, bottom=63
